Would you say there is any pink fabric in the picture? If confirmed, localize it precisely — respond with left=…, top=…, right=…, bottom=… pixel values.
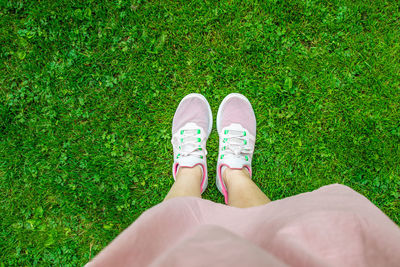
left=87, top=184, right=400, bottom=267
left=172, top=97, right=210, bottom=134
left=220, top=97, right=256, bottom=136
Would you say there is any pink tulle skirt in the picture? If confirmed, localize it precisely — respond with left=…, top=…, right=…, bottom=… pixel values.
left=87, top=184, right=400, bottom=266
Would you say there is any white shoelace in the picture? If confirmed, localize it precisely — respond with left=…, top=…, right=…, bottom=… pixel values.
left=221, top=129, right=252, bottom=159
left=173, top=128, right=205, bottom=159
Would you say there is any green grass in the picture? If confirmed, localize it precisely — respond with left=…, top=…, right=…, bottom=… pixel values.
left=1, top=0, right=400, bottom=265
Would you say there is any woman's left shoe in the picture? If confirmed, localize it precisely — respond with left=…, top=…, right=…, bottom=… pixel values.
left=215, top=93, right=257, bottom=204
left=171, top=93, right=213, bottom=193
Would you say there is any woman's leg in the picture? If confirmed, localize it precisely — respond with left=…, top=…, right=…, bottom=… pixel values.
left=164, top=166, right=202, bottom=200
left=223, top=168, right=270, bottom=208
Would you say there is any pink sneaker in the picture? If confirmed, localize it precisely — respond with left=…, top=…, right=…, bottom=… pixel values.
left=216, top=93, right=256, bottom=204
left=171, top=93, right=212, bottom=193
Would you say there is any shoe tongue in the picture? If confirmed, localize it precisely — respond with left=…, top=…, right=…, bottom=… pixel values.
left=225, top=123, right=244, bottom=131
left=224, top=158, right=246, bottom=169
left=182, top=122, right=199, bottom=129
left=178, top=156, right=201, bottom=168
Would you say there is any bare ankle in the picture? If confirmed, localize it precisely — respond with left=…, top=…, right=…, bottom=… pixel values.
left=222, top=167, right=250, bottom=186
left=177, top=165, right=202, bottom=181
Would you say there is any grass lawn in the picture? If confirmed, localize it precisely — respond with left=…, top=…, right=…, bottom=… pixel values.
left=1, top=0, right=400, bottom=265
